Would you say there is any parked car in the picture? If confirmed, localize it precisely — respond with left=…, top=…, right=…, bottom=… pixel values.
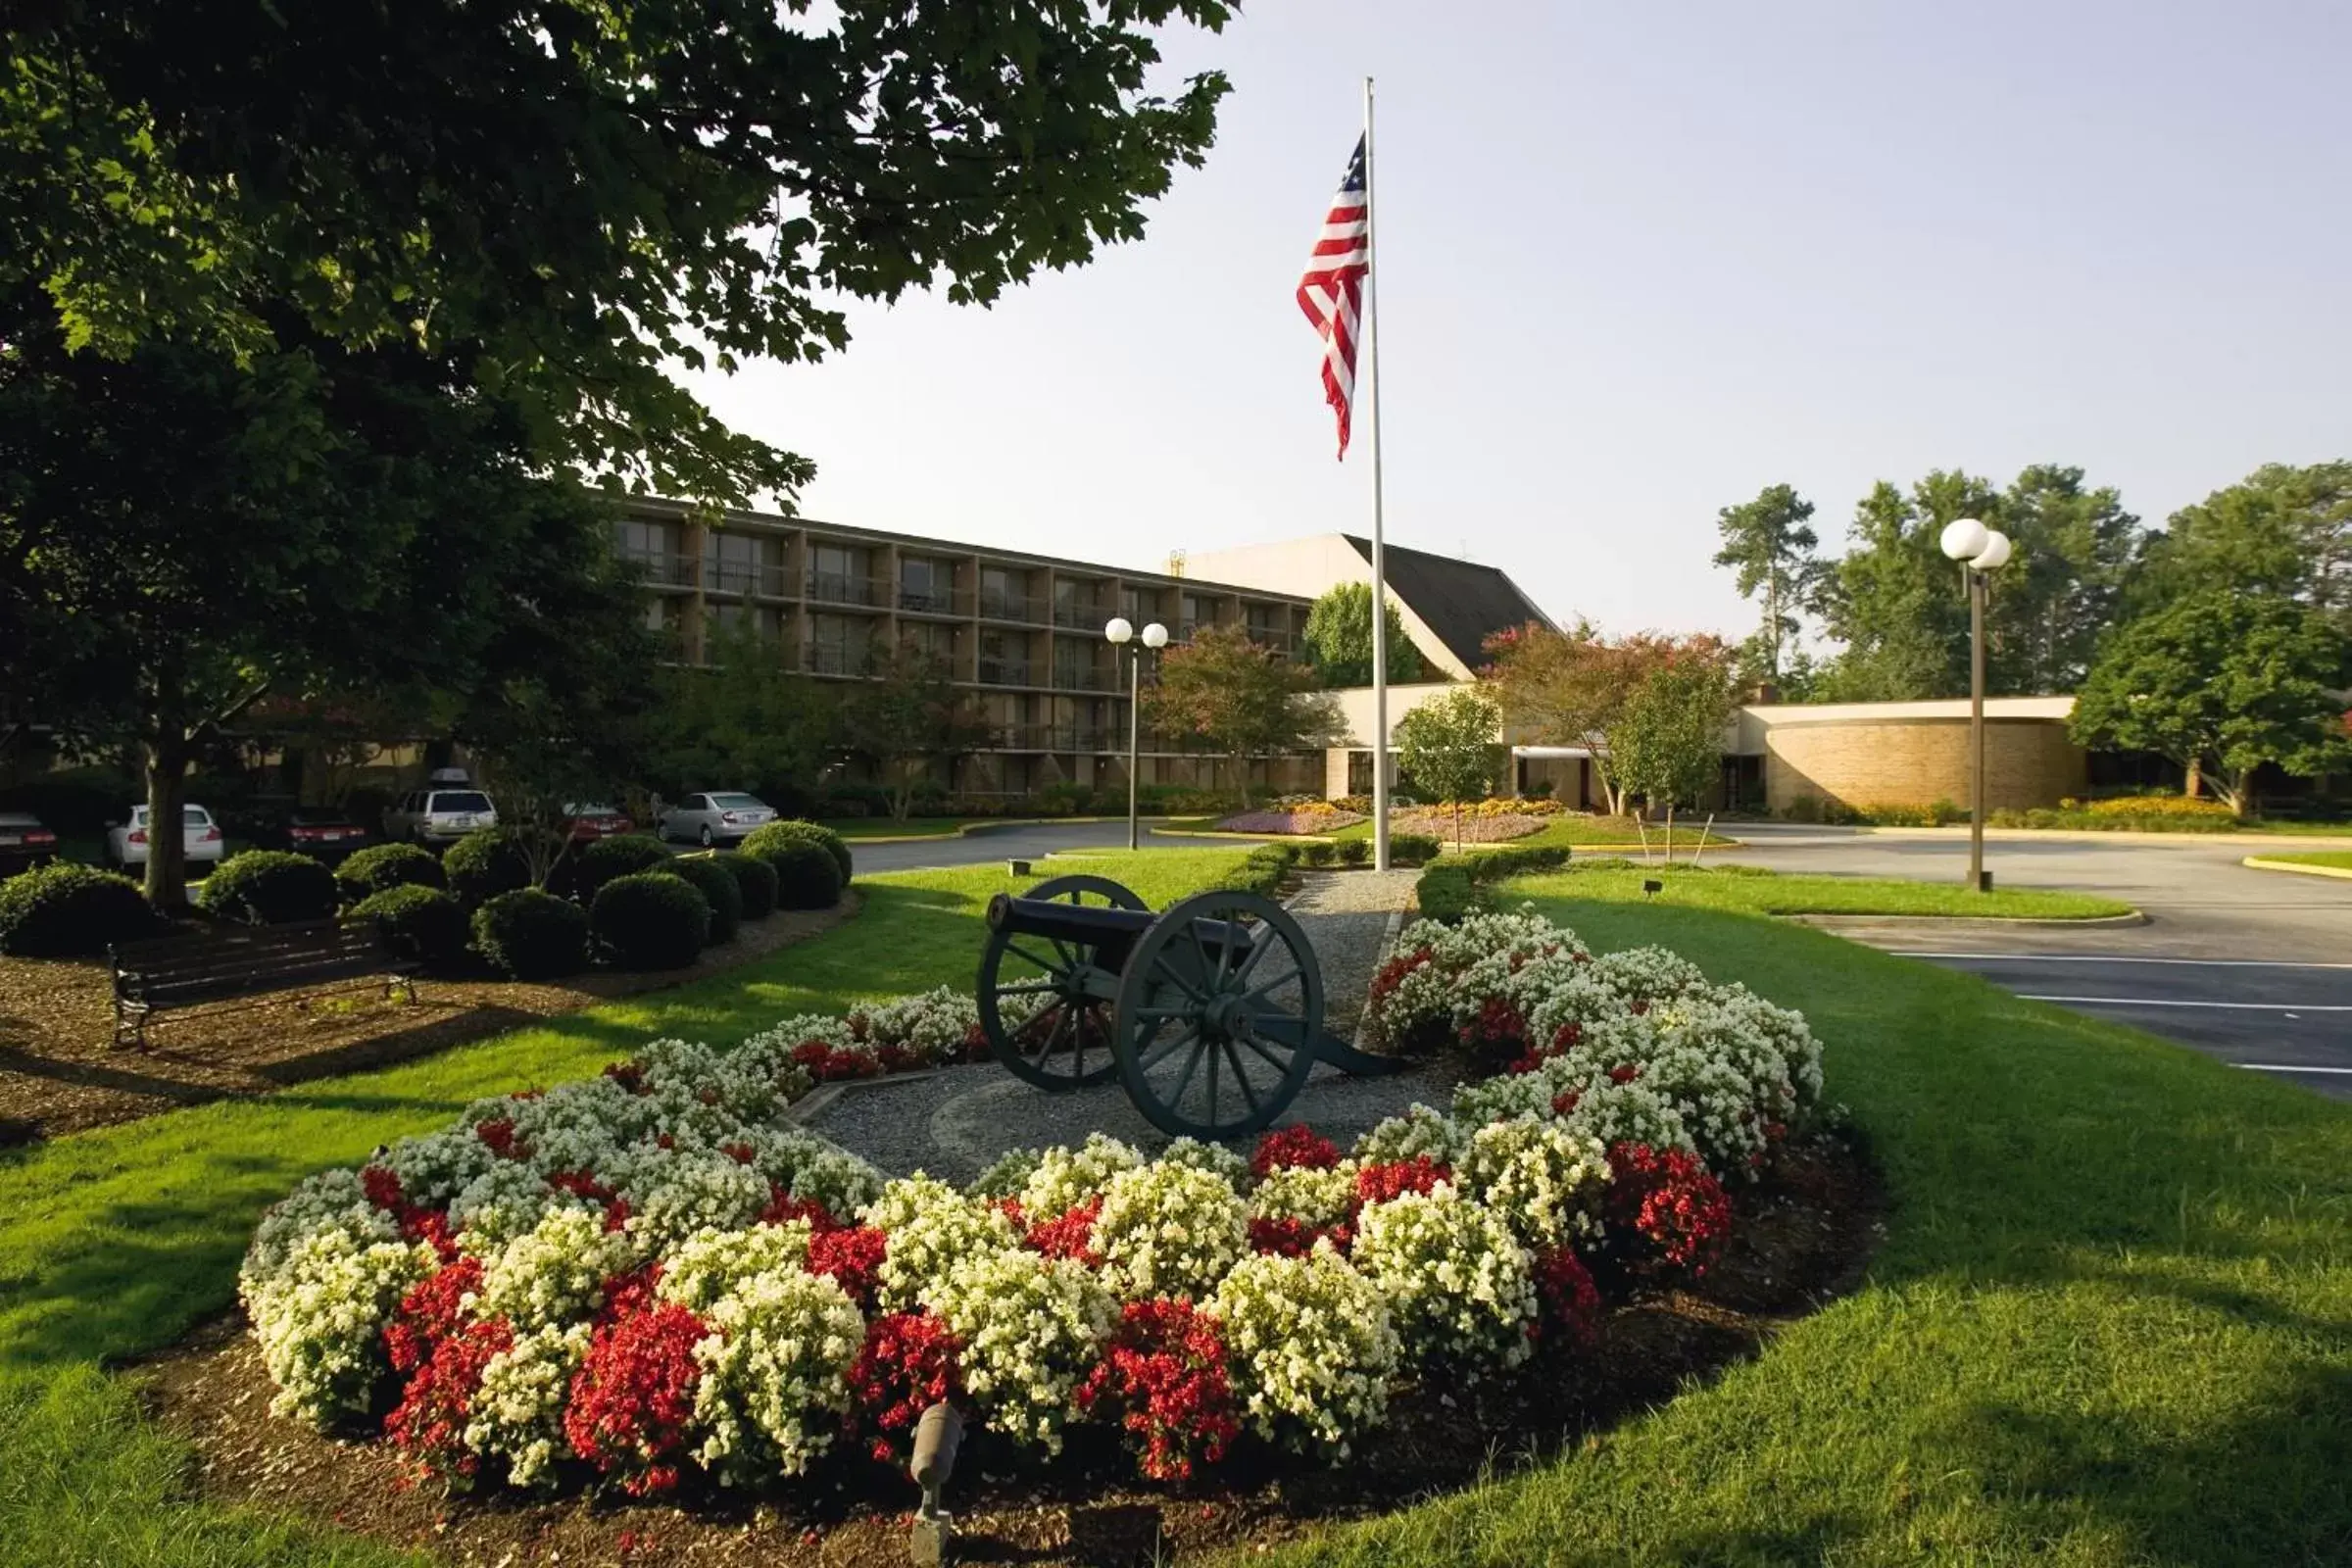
left=657, top=792, right=777, bottom=847
left=562, top=804, right=636, bottom=843
left=382, top=787, right=499, bottom=847
left=0, top=811, right=60, bottom=876
left=244, top=802, right=371, bottom=860
left=106, top=803, right=226, bottom=870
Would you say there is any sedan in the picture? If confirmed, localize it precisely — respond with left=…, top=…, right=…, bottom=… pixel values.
left=657, top=792, right=776, bottom=848
left=107, top=803, right=226, bottom=869
left=563, top=804, right=636, bottom=843
left=252, top=805, right=371, bottom=860
left=0, top=811, right=59, bottom=876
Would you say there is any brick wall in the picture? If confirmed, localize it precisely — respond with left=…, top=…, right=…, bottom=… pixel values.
left=1764, top=717, right=2086, bottom=814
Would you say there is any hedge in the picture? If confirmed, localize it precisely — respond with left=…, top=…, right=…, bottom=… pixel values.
left=740, top=819, right=852, bottom=883
left=757, top=839, right=844, bottom=910
left=193, top=851, right=338, bottom=926
left=717, top=852, right=777, bottom=920
left=350, top=884, right=468, bottom=969
left=568, top=834, right=674, bottom=901
left=0, top=863, right=157, bottom=956
left=335, top=842, right=446, bottom=903
left=470, top=888, right=590, bottom=980
left=659, top=856, right=743, bottom=945
left=1414, top=843, right=1573, bottom=921
left=590, top=872, right=710, bottom=970
left=443, top=829, right=530, bottom=907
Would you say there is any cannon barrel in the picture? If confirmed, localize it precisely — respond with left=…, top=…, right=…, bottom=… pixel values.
left=987, top=893, right=1253, bottom=958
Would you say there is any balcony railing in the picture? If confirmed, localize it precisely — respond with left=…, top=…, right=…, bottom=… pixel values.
left=978, top=591, right=1049, bottom=624
left=1054, top=664, right=1122, bottom=693
left=896, top=585, right=968, bottom=615
left=807, top=643, right=869, bottom=675
left=808, top=572, right=886, bottom=608
left=703, top=559, right=794, bottom=598
left=977, top=659, right=1035, bottom=687
left=618, top=548, right=698, bottom=588
left=1052, top=599, right=1109, bottom=631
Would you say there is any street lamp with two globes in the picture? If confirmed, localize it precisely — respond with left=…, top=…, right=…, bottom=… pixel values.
left=1939, top=517, right=2013, bottom=892
left=1104, top=616, right=1169, bottom=851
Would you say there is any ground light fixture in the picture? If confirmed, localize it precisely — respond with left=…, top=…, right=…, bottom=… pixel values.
left=1940, top=516, right=2013, bottom=891
left=1105, top=617, right=1169, bottom=852
left=908, top=1399, right=963, bottom=1564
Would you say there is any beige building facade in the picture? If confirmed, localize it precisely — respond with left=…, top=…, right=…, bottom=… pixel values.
left=1736, top=697, right=2085, bottom=814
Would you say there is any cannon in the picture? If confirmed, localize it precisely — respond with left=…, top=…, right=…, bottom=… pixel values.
left=976, top=874, right=1404, bottom=1141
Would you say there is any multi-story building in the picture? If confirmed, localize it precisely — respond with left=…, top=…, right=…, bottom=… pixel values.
left=616, top=499, right=1319, bottom=797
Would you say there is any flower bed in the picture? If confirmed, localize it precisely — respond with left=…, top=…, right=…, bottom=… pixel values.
left=1211, top=806, right=1368, bottom=836
left=236, top=915, right=1827, bottom=1505
left=1390, top=808, right=1549, bottom=844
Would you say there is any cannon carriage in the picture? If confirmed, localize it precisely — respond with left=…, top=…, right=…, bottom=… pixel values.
left=975, top=874, right=1403, bottom=1141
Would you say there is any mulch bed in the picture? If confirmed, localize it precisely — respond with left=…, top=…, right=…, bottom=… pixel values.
left=0, top=896, right=860, bottom=1145
left=135, top=1133, right=1882, bottom=1568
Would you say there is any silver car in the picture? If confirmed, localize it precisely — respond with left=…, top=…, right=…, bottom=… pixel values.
left=383, top=787, right=499, bottom=847
left=657, top=791, right=777, bottom=847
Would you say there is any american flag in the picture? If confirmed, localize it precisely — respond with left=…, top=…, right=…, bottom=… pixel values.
left=1297, top=136, right=1370, bottom=459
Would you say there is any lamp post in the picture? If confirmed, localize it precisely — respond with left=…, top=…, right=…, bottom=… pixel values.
left=1104, top=616, right=1168, bottom=852
left=1938, top=517, right=2013, bottom=893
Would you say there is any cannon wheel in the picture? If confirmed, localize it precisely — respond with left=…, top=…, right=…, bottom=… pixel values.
left=977, top=874, right=1145, bottom=1092
left=1112, top=889, right=1323, bottom=1141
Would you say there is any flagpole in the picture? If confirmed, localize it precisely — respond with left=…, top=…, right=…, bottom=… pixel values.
left=1363, top=74, right=1392, bottom=874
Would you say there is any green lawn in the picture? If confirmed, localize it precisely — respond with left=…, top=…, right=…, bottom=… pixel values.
left=0, top=848, right=1252, bottom=1568
left=2247, top=850, right=2352, bottom=872
left=1254, top=884, right=2352, bottom=1567
left=1167, top=814, right=1742, bottom=852
left=1506, top=860, right=2136, bottom=919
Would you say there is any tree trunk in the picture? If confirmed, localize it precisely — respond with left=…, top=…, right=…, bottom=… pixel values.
left=1664, top=802, right=1677, bottom=865
left=1232, top=754, right=1251, bottom=808
left=2223, top=769, right=2253, bottom=819
left=1453, top=799, right=1463, bottom=849
left=142, top=740, right=192, bottom=911
left=2182, top=758, right=2202, bottom=799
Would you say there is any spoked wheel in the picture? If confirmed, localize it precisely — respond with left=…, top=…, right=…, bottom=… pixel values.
left=1113, top=889, right=1322, bottom=1140
left=977, top=874, right=1144, bottom=1091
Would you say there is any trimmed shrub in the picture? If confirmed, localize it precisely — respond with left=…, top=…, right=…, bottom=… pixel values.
left=443, top=829, right=530, bottom=908
left=1218, top=845, right=1295, bottom=897
left=568, top=833, right=674, bottom=902
left=717, top=852, right=777, bottom=920
left=0, top=862, right=157, bottom=956
left=740, top=819, right=852, bottom=884
left=1389, top=832, right=1442, bottom=867
left=1336, top=838, right=1371, bottom=866
left=1414, top=862, right=1477, bottom=922
left=1299, top=840, right=1338, bottom=868
left=591, top=872, right=710, bottom=970
left=760, top=839, right=844, bottom=911
left=471, top=888, right=590, bottom=980
left=336, top=843, right=446, bottom=903
left=1459, top=845, right=1571, bottom=882
left=658, top=856, right=742, bottom=945
left=352, top=884, right=468, bottom=969
left=195, top=850, right=338, bottom=926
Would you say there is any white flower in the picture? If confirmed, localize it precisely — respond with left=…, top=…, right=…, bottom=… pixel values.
left=478, top=1205, right=634, bottom=1333
left=1353, top=1104, right=1469, bottom=1168
left=1457, top=1116, right=1609, bottom=1252
left=690, top=1266, right=864, bottom=1482
left=465, top=1322, right=592, bottom=1489
left=1092, top=1161, right=1249, bottom=1301
left=1213, top=1245, right=1398, bottom=1456
left=1017, top=1132, right=1147, bottom=1218
left=246, top=1225, right=432, bottom=1424
left=931, top=1248, right=1112, bottom=1454
left=1352, top=1183, right=1536, bottom=1373
left=864, top=1174, right=1019, bottom=1313
left=1249, top=1162, right=1359, bottom=1231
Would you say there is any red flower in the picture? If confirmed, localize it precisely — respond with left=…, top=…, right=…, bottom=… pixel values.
left=385, top=1316, right=511, bottom=1480
left=1355, top=1156, right=1451, bottom=1207
left=383, top=1256, right=485, bottom=1376
left=564, top=1300, right=707, bottom=1497
left=1075, top=1298, right=1241, bottom=1482
left=1531, top=1247, right=1603, bottom=1348
left=1246, top=1215, right=1352, bottom=1257
left=602, top=1197, right=632, bottom=1233
left=1459, top=997, right=1529, bottom=1054
left=959, top=1021, right=994, bottom=1062
left=808, top=1225, right=890, bottom=1307
left=361, top=1164, right=405, bottom=1213
left=1551, top=1090, right=1582, bottom=1117
left=1367, top=946, right=1435, bottom=1009
left=1022, top=1198, right=1103, bottom=1265
left=1250, top=1125, right=1343, bottom=1179
left=603, top=1060, right=648, bottom=1095
left=1553, top=1021, right=1584, bottom=1051
left=847, top=1312, right=960, bottom=1461
left=474, top=1117, right=524, bottom=1160
left=362, top=1165, right=459, bottom=1257
left=548, top=1168, right=615, bottom=1204
left=1605, top=1143, right=1732, bottom=1276
left=720, top=1142, right=757, bottom=1166
left=1608, top=1063, right=1642, bottom=1084
left=759, top=1188, right=843, bottom=1233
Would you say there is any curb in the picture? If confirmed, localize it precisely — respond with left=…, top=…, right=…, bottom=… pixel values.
left=1815, top=824, right=2352, bottom=849
left=830, top=814, right=1147, bottom=846
left=1788, top=908, right=2149, bottom=930
left=2241, top=856, right=2352, bottom=882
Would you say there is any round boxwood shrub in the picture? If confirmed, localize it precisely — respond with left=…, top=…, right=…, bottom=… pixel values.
left=336, top=842, right=446, bottom=903
left=443, top=829, right=530, bottom=907
left=569, top=833, right=673, bottom=900
left=717, top=851, right=776, bottom=920
left=760, top=839, right=844, bottom=910
left=591, top=871, right=710, bottom=970
left=660, top=856, right=742, bottom=945
left=0, top=862, right=158, bottom=956
left=470, top=888, right=590, bottom=980
left=351, top=884, right=467, bottom=969
left=740, top=819, right=852, bottom=884
left=195, top=850, right=339, bottom=925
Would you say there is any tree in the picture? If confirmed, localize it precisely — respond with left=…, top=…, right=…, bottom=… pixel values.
left=7, top=1, right=1236, bottom=502
left=1394, top=687, right=1501, bottom=846
left=1481, top=621, right=1723, bottom=815
left=1143, top=626, right=1343, bottom=806
left=1611, top=655, right=1734, bottom=846
left=0, top=308, right=654, bottom=906
left=2069, top=592, right=2352, bottom=814
left=1813, top=471, right=2000, bottom=702
left=1711, top=484, right=1820, bottom=686
left=643, top=626, right=840, bottom=811
left=839, top=642, right=991, bottom=821
left=1990, top=466, right=2143, bottom=693
left=2133, top=462, right=2352, bottom=627
left=1301, top=583, right=1424, bottom=688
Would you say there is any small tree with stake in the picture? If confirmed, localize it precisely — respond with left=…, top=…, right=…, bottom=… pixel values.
left=1610, top=657, right=1732, bottom=858
left=1143, top=626, right=1343, bottom=807
left=1394, top=686, right=1500, bottom=848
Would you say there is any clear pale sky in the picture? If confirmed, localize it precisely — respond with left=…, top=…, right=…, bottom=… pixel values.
left=684, top=1, right=2351, bottom=640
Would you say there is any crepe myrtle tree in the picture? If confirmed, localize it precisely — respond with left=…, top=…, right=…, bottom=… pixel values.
left=1610, top=653, right=1735, bottom=852
left=1482, top=621, right=1723, bottom=817
left=1144, top=625, right=1345, bottom=807
left=1394, top=686, right=1501, bottom=847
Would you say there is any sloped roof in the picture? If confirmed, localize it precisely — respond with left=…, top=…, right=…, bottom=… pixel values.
left=1342, top=535, right=1553, bottom=670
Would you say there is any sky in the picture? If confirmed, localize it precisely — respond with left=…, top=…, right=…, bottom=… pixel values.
left=684, top=1, right=2352, bottom=642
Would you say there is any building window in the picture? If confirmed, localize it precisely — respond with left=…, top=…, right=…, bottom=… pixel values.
left=704, top=531, right=776, bottom=596
left=1120, top=585, right=1157, bottom=625
left=808, top=612, right=869, bottom=674
left=900, top=620, right=955, bottom=665
left=900, top=556, right=955, bottom=613
left=615, top=519, right=682, bottom=579
left=979, top=628, right=1029, bottom=684
left=980, top=565, right=1031, bottom=619
left=809, top=542, right=870, bottom=604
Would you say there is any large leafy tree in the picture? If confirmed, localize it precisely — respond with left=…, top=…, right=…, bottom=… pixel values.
left=1611, top=654, right=1734, bottom=838
left=1301, top=583, right=1424, bottom=688
left=1813, top=471, right=1999, bottom=702
left=1711, top=483, right=1820, bottom=686
left=1144, top=625, right=1343, bottom=806
left=2132, top=462, right=2352, bottom=626
left=5, top=1, right=1235, bottom=500
left=1481, top=621, right=1723, bottom=815
left=642, top=625, right=841, bottom=811
left=2069, top=592, right=2352, bottom=813
left=839, top=641, right=991, bottom=821
left=1394, top=686, right=1500, bottom=845
left=1989, top=465, right=2142, bottom=693
left=0, top=308, right=654, bottom=906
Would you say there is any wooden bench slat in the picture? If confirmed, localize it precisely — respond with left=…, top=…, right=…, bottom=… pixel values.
left=110, top=916, right=419, bottom=1049
left=139, top=958, right=397, bottom=1006
left=125, top=933, right=384, bottom=983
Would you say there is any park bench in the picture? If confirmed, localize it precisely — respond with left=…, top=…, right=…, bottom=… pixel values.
left=109, top=918, right=418, bottom=1051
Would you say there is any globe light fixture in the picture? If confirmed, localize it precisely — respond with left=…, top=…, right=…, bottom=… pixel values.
left=1106, top=619, right=1168, bottom=849
left=1970, top=530, right=2014, bottom=572
left=1939, top=516, right=1991, bottom=563
left=1142, top=620, right=1169, bottom=650
left=1103, top=615, right=1134, bottom=646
